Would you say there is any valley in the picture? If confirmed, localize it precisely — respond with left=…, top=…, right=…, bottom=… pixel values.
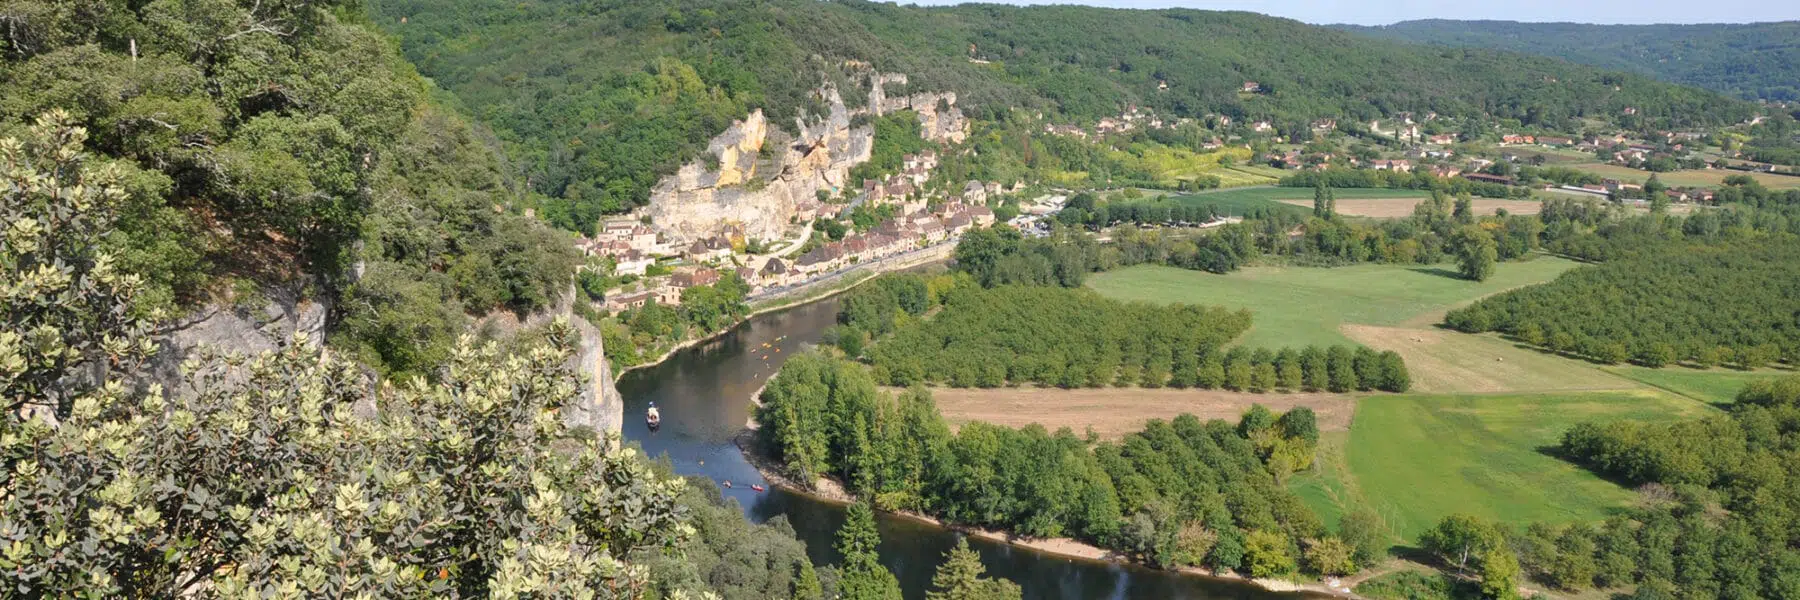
left=5, top=1, right=1798, bottom=600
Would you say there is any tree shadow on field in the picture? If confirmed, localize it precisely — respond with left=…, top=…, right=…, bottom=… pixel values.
left=1406, top=266, right=1465, bottom=281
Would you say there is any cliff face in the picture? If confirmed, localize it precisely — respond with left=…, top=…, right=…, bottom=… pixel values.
left=643, top=71, right=967, bottom=244
left=564, top=317, right=624, bottom=434
left=869, top=72, right=969, bottom=144
left=150, top=289, right=625, bottom=435
left=147, top=290, right=330, bottom=389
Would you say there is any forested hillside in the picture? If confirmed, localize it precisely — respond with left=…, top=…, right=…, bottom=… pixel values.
left=368, top=0, right=1752, bottom=229
left=1340, top=20, right=1800, bottom=102
left=0, top=0, right=577, bottom=376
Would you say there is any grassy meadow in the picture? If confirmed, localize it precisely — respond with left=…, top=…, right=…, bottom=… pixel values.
left=1085, top=257, right=1580, bottom=348
left=1304, top=391, right=1715, bottom=542
left=1160, top=186, right=1434, bottom=218
left=1606, top=366, right=1789, bottom=405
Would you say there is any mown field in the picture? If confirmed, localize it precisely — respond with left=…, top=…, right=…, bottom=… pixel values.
left=1606, top=366, right=1789, bottom=405
left=1159, top=186, right=1436, bottom=218
left=1302, top=390, right=1715, bottom=542
left=1570, top=161, right=1800, bottom=190
left=1085, top=258, right=1580, bottom=348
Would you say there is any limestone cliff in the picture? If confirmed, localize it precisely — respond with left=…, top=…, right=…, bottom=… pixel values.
left=645, top=87, right=872, bottom=245
left=147, top=288, right=330, bottom=389
left=471, top=291, right=623, bottom=434
left=868, top=72, right=969, bottom=143
left=150, top=287, right=624, bottom=435
left=644, top=71, right=967, bottom=244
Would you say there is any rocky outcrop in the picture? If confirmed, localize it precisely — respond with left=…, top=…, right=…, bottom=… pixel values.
left=473, top=291, right=623, bottom=434
left=145, top=285, right=622, bottom=435
left=644, top=70, right=967, bottom=244
left=868, top=72, right=969, bottom=143
left=645, top=87, right=873, bottom=245
left=147, top=290, right=330, bottom=389
left=564, top=317, right=623, bottom=434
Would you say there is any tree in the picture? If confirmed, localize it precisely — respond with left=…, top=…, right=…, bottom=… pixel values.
left=1326, top=188, right=1337, bottom=217
left=1304, top=537, right=1357, bottom=577
left=1478, top=547, right=1524, bottom=600
left=1313, top=183, right=1328, bottom=218
left=926, top=538, right=1022, bottom=600
left=1454, top=193, right=1475, bottom=225
left=836, top=501, right=903, bottom=600
left=1452, top=225, right=1498, bottom=282
left=1636, top=342, right=1678, bottom=368
left=1243, top=529, right=1298, bottom=578
left=1337, top=510, right=1390, bottom=568
left=1421, top=514, right=1504, bottom=573
left=1, top=111, right=158, bottom=425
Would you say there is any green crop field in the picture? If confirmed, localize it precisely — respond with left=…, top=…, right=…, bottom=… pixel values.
left=1607, top=367, right=1789, bottom=405
left=1308, top=391, right=1715, bottom=542
left=1086, top=258, right=1580, bottom=348
left=1159, top=186, right=1436, bottom=218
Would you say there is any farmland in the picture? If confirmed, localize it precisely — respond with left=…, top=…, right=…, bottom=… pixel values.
left=1155, top=186, right=1435, bottom=217
left=1606, top=366, right=1789, bottom=405
left=1085, top=258, right=1580, bottom=348
left=1300, top=390, right=1715, bottom=542
left=1568, top=161, right=1800, bottom=189
left=921, top=386, right=1357, bottom=440
left=1278, top=197, right=1544, bottom=218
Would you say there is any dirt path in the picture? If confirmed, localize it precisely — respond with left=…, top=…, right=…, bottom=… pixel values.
left=916, top=386, right=1358, bottom=439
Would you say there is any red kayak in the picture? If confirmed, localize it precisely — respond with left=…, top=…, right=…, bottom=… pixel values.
left=750, top=485, right=766, bottom=492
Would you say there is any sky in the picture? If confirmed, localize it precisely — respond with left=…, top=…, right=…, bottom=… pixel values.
left=904, top=0, right=1800, bottom=26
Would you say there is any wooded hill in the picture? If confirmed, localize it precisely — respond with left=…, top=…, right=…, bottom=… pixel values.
left=367, top=0, right=1755, bottom=228
left=0, top=0, right=579, bottom=377
left=1339, top=20, right=1800, bottom=103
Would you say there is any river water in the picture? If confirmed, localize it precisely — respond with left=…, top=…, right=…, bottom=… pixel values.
left=616, top=297, right=1318, bottom=599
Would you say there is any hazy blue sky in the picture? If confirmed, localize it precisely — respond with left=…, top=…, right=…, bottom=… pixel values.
left=905, top=1, right=1800, bottom=26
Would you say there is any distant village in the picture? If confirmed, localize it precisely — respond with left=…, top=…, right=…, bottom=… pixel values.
left=576, top=148, right=998, bottom=314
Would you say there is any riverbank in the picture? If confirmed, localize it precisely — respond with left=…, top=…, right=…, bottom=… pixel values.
left=732, top=425, right=1358, bottom=599
left=613, top=243, right=953, bottom=379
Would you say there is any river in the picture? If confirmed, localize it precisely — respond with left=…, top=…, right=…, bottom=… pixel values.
left=616, top=297, right=1320, bottom=599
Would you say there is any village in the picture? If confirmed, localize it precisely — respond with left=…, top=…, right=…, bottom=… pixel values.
left=576, top=148, right=1000, bottom=314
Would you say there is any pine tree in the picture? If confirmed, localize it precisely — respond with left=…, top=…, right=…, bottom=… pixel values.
left=927, top=538, right=1022, bottom=600
left=837, top=501, right=903, bottom=600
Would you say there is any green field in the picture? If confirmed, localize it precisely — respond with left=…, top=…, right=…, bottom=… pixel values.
left=1607, top=367, right=1787, bottom=405
left=1086, top=258, right=1580, bottom=348
left=1160, top=186, right=1435, bottom=218
left=1312, top=391, right=1714, bottom=542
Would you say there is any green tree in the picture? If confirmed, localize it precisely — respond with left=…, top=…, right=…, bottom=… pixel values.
left=1478, top=547, right=1524, bottom=600
left=0, top=110, right=158, bottom=425
left=1304, top=537, right=1357, bottom=577
left=1337, top=509, right=1390, bottom=568
left=1452, top=225, right=1498, bottom=282
left=836, top=501, right=903, bottom=600
left=1313, top=183, right=1328, bottom=218
left=1243, top=529, right=1298, bottom=578
left=1421, top=514, right=1504, bottom=574
left=926, top=538, right=1023, bottom=600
